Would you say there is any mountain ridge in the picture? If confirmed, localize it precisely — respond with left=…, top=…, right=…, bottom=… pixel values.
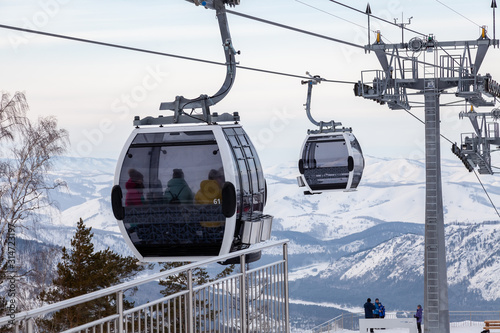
left=14, top=155, right=500, bottom=325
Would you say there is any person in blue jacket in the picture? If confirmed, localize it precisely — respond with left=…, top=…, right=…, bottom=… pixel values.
left=373, top=298, right=381, bottom=318
left=376, top=298, right=385, bottom=318
left=414, top=304, right=423, bottom=333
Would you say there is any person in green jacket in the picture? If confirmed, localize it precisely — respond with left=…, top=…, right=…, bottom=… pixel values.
left=164, top=169, right=194, bottom=204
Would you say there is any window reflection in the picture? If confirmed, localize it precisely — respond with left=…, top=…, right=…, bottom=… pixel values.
left=118, top=130, right=225, bottom=257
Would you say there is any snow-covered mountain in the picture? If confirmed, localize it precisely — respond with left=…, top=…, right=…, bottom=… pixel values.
left=19, top=155, right=500, bottom=325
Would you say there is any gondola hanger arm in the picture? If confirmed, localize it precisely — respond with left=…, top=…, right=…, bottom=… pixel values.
left=159, top=0, right=240, bottom=122
left=302, top=73, right=343, bottom=133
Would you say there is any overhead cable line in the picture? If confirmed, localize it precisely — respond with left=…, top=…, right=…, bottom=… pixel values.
left=294, top=0, right=398, bottom=45
left=327, top=0, right=427, bottom=37
left=226, top=9, right=365, bottom=50
left=434, top=0, right=482, bottom=28
left=236, top=65, right=355, bottom=84
left=0, top=24, right=226, bottom=65
left=226, top=7, right=451, bottom=73
left=473, top=169, right=500, bottom=218
left=0, top=23, right=355, bottom=85
left=294, top=0, right=369, bottom=31
left=404, top=109, right=454, bottom=145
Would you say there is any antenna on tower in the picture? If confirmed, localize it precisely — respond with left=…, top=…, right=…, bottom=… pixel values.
left=492, top=0, right=498, bottom=47
left=366, top=3, right=372, bottom=53
left=394, top=13, right=413, bottom=45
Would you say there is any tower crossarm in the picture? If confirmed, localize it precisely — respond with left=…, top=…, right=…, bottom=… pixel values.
left=357, top=31, right=500, bottom=110
left=365, top=37, right=498, bottom=53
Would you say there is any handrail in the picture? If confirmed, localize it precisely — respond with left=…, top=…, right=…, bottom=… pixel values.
left=122, top=292, right=189, bottom=315
left=247, top=258, right=286, bottom=274
left=60, top=314, right=119, bottom=333
left=310, top=313, right=344, bottom=331
left=0, top=239, right=289, bottom=325
left=192, top=269, right=241, bottom=292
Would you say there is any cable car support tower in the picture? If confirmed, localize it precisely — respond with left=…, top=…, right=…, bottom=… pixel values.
left=355, top=16, right=500, bottom=333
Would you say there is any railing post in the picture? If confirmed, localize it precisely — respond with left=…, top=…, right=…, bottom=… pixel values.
left=239, top=254, right=247, bottom=333
left=283, top=242, right=290, bottom=333
left=117, top=290, right=124, bottom=333
left=188, top=269, right=194, bottom=333
left=27, top=318, right=34, bottom=333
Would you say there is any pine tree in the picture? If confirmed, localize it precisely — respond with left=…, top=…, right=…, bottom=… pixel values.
left=39, top=218, right=143, bottom=331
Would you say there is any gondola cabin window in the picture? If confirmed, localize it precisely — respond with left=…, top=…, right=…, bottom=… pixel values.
left=223, top=127, right=265, bottom=221
left=117, top=130, right=226, bottom=258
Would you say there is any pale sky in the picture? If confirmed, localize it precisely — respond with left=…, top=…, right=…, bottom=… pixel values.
left=1, top=0, right=499, bottom=168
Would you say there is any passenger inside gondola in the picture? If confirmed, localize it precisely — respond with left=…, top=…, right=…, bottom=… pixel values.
left=195, top=169, right=223, bottom=204
left=196, top=168, right=225, bottom=227
left=164, top=168, right=194, bottom=204
left=125, top=168, right=145, bottom=206
left=116, top=130, right=231, bottom=257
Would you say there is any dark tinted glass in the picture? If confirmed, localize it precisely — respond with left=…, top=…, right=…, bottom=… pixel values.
left=119, top=131, right=226, bottom=258
left=302, top=135, right=349, bottom=190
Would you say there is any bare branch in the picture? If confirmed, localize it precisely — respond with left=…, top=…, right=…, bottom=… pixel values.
left=0, top=92, right=28, bottom=144
left=0, top=94, right=69, bottom=307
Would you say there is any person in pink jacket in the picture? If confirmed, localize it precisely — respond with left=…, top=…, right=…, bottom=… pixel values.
left=125, top=169, right=144, bottom=206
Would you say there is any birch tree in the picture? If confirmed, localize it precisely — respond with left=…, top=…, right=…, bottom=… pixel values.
left=0, top=92, right=69, bottom=319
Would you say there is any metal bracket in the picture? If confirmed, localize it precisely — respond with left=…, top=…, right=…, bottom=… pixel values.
left=133, top=111, right=240, bottom=127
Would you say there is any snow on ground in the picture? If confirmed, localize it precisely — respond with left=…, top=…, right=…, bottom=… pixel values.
left=288, top=261, right=330, bottom=281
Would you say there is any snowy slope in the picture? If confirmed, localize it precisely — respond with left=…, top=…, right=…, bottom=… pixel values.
left=266, top=156, right=500, bottom=240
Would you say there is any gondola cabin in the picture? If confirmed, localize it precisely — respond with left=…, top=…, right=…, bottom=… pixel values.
left=297, top=131, right=364, bottom=194
left=111, top=122, right=272, bottom=262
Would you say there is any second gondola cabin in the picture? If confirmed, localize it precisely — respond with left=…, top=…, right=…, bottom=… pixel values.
left=111, top=121, right=272, bottom=262
left=297, top=131, right=364, bottom=194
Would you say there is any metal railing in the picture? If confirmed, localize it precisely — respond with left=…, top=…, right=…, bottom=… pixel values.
left=0, top=240, right=290, bottom=333
left=311, top=313, right=363, bottom=333
left=311, top=310, right=500, bottom=333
